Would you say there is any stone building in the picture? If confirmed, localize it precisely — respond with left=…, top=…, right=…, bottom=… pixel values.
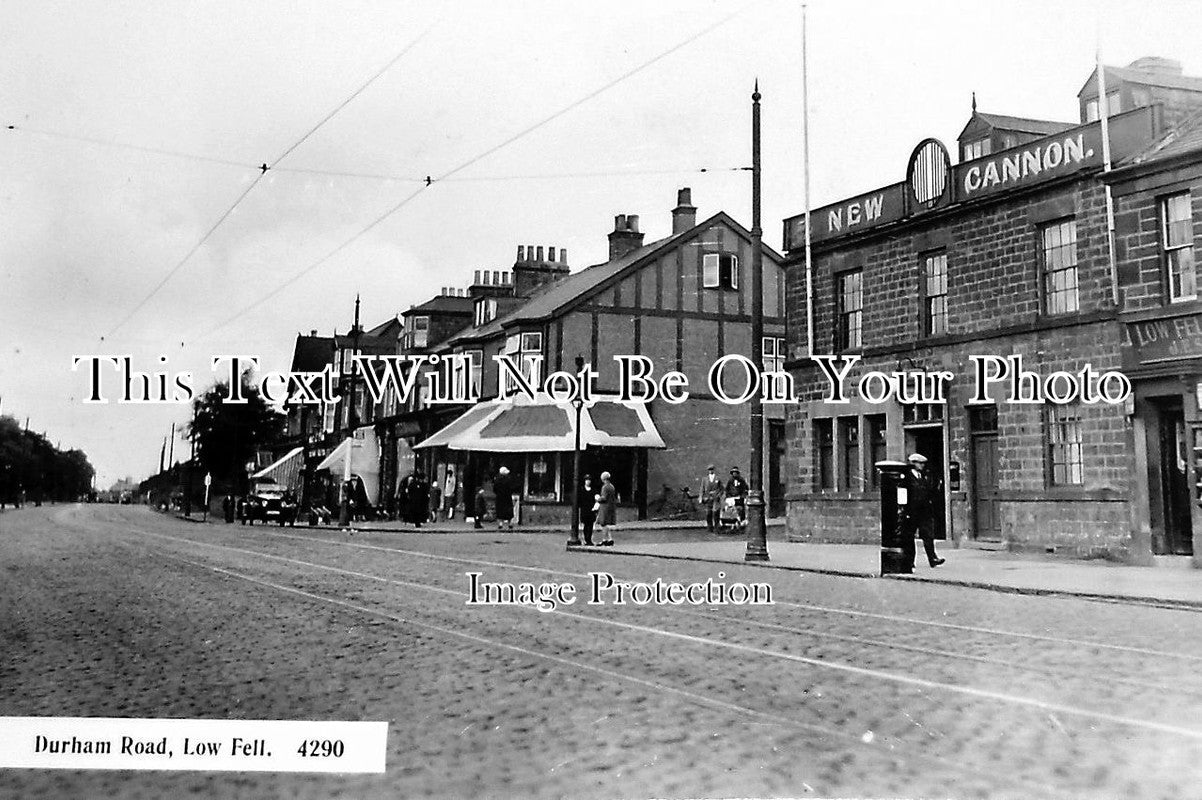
left=781, top=57, right=1202, bottom=563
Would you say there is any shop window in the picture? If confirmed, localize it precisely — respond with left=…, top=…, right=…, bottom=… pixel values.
left=922, top=252, right=948, bottom=337
left=867, top=414, right=887, bottom=488
left=1048, top=403, right=1084, bottom=485
left=525, top=453, right=558, bottom=500
left=703, top=253, right=739, bottom=290
left=815, top=418, right=834, bottom=491
left=838, top=416, right=860, bottom=491
left=835, top=270, right=863, bottom=351
left=1041, top=219, right=1079, bottom=315
left=1163, top=192, right=1196, bottom=302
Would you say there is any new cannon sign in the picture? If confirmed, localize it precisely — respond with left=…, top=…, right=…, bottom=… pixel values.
left=782, top=106, right=1159, bottom=251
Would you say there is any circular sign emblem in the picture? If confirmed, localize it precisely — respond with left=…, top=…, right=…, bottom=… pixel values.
left=907, top=138, right=952, bottom=211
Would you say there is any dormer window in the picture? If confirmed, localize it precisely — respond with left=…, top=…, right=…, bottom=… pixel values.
left=401, top=316, right=429, bottom=349
left=962, top=138, right=991, bottom=161
left=475, top=297, right=497, bottom=327
left=1084, top=91, right=1121, bottom=122
left=703, top=253, right=739, bottom=290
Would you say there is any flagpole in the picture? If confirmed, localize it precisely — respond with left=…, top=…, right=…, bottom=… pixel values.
left=1097, top=30, right=1119, bottom=306
left=802, top=1, right=814, bottom=356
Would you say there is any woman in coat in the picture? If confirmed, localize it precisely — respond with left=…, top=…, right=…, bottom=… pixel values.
left=406, top=473, right=429, bottom=529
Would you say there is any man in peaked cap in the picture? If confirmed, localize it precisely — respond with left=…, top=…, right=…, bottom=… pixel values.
left=899, top=453, right=945, bottom=569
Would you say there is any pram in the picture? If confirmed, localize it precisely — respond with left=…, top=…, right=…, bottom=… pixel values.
left=716, top=496, right=746, bottom=533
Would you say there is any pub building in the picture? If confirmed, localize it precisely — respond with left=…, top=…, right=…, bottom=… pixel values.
left=782, top=57, right=1202, bottom=564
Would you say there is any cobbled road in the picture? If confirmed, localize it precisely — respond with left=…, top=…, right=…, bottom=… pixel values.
left=4, top=504, right=1202, bottom=799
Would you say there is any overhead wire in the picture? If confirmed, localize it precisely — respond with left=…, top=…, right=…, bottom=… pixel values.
left=96, top=18, right=440, bottom=341
left=5, top=124, right=256, bottom=170
left=188, top=2, right=753, bottom=343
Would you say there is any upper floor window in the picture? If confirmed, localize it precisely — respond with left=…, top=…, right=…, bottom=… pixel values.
left=762, top=337, right=786, bottom=372
left=703, top=253, right=739, bottom=290
left=1041, top=219, right=1079, bottom=315
left=1001, top=134, right=1017, bottom=150
left=922, top=252, right=948, bottom=337
left=475, top=297, right=497, bottom=327
left=1163, top=192, right=1196, bottom=302
left=835, top=270, right=863, bottom=351
left=1084, top=91, right=1121, bottom=122
left=502, top=332, right=543, bottom=393
left=962, top=138, right=991, bottom=161
left=451, top=350, right=484, bottom=400
left=401, top=315, right=429, bottom=349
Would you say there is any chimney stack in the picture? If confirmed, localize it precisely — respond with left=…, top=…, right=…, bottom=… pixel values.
left=608, top=213, right=645, bottom=261
left=671, top=187, right=697, bottom=234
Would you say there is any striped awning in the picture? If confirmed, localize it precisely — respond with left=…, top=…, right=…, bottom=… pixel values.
left=413, top=395, right=665, bottom=452
left=251, top=447, right=304, bottom=492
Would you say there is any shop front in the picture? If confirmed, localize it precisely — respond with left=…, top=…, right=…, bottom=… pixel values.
left=1122, top=310, right=1202, bottom=562
left=414, top=394, right=665, bottom=525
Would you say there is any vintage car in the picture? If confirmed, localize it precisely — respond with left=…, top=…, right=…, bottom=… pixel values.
left=239, top=486, right=298, bottom=526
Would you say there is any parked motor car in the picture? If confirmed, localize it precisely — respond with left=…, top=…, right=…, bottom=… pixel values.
left=239, top=487, right=298, bottom=526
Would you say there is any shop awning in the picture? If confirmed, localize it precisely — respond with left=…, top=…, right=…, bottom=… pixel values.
left=413, top=395, right=666, bottom=452
left=316, top=428, right=381, bottom=503
left=251, top=446, right=304, bottom=491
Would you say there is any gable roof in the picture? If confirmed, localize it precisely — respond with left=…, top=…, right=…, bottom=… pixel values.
left=958, top=112, right=1075, bottom=142
left=289, top=334, right=334, bottom=372
left=439, top=211, right=783, bottom=349
left=1080, top=64, right=1202, bottom=97
left=404, top=295, right=474, bottom=316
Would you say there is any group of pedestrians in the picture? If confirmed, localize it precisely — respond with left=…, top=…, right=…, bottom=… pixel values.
left=698, top=464, right=750, bottom=532
left=575, top=471, right=617, bottom=546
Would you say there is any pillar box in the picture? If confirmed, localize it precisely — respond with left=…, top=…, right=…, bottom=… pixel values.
left=875, top=460, right=912, bottom=576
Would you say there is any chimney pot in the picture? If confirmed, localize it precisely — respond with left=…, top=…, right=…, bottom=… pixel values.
left=627, top=214, right=640, bottom=232
left=548, top=246, right=556, bottom=262
left=560, top=248, right=568, bottom=263
left=483, top=272, right=491, bottom=285
left=536, top=246, right=544, bottom=261
left=516, top=245, right=524, bottom=261
left=672, top=186, right=697, bottom=234
left=614, top=214, right=626, bottom=231
left=310, top=329, right=317, bottom=337
left=493, top=270, right=501, bottom=285
left=474, top=269, right=481, bottom=284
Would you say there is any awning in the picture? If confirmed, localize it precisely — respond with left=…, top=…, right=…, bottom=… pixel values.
left=414, top=394, right=666, bottom=452
left=316, top=428, right=381, bottom=503
left=251, top=446, right=304, bottom=492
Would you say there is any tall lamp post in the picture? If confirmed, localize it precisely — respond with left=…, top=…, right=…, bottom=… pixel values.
left=338, top=295, right=364, bottom=528
left=567, top=355, right=585, bottom=549
left=745, top=81, right=770, bottom=562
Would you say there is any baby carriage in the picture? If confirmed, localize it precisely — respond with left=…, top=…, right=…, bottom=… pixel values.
left=716, top=496, right=746, bottom=533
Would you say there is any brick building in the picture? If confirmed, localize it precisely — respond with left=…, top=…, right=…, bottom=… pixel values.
left=782, top=57, right=1202, bottom=563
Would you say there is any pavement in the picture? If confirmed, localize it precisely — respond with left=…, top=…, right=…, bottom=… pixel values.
left=175, top=509, right=1202, bottom=610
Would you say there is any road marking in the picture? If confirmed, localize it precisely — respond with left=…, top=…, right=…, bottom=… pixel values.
left=258, top=527, right=1202, bottom=663
left=127, top=528, right=1202, bottom=742
left=148, top=548, right=1067, bottom=799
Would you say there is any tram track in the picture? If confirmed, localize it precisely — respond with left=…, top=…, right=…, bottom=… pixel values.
left=115, top=525, right=1202, bottom=743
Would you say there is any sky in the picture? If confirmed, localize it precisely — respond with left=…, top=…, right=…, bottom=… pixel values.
left=3, top=0, right=1201, bottom=488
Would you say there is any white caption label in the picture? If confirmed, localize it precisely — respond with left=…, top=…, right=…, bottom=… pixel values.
left=0, top=717, right=387, bottom=773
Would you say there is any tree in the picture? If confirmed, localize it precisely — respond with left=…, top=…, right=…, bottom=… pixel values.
left=186, top=377, right=284, bottom=490
left=0, top=415, right=95, bottom=504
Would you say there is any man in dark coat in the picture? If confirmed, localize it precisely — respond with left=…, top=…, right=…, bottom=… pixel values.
left=898, top=453, right=945, bottom=569
left=406, top=473, right=429, bottom=529
left=493, top=466, right=515, bottom=531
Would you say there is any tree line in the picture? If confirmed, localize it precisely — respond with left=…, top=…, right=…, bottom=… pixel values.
left=0, top=415, right=95, bottom=505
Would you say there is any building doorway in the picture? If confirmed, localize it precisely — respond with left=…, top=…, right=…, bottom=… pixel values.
left=904, top=419, right=945, bottom=540
left=768, top=420, right=786, bottom=517
left=1150, top=398, right=1193, bottom=555
left=969, top=405, right=1001, bottom=541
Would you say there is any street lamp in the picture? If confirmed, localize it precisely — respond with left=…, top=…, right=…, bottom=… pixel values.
left=745, top=81, right=769, bottom=562
left=567, top=355, right=585, bottom=549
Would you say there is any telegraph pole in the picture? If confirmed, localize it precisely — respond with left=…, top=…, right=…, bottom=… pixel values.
left=339, top=295, right=363, bottom=528
left=745, top=80, right=769, bottom=562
